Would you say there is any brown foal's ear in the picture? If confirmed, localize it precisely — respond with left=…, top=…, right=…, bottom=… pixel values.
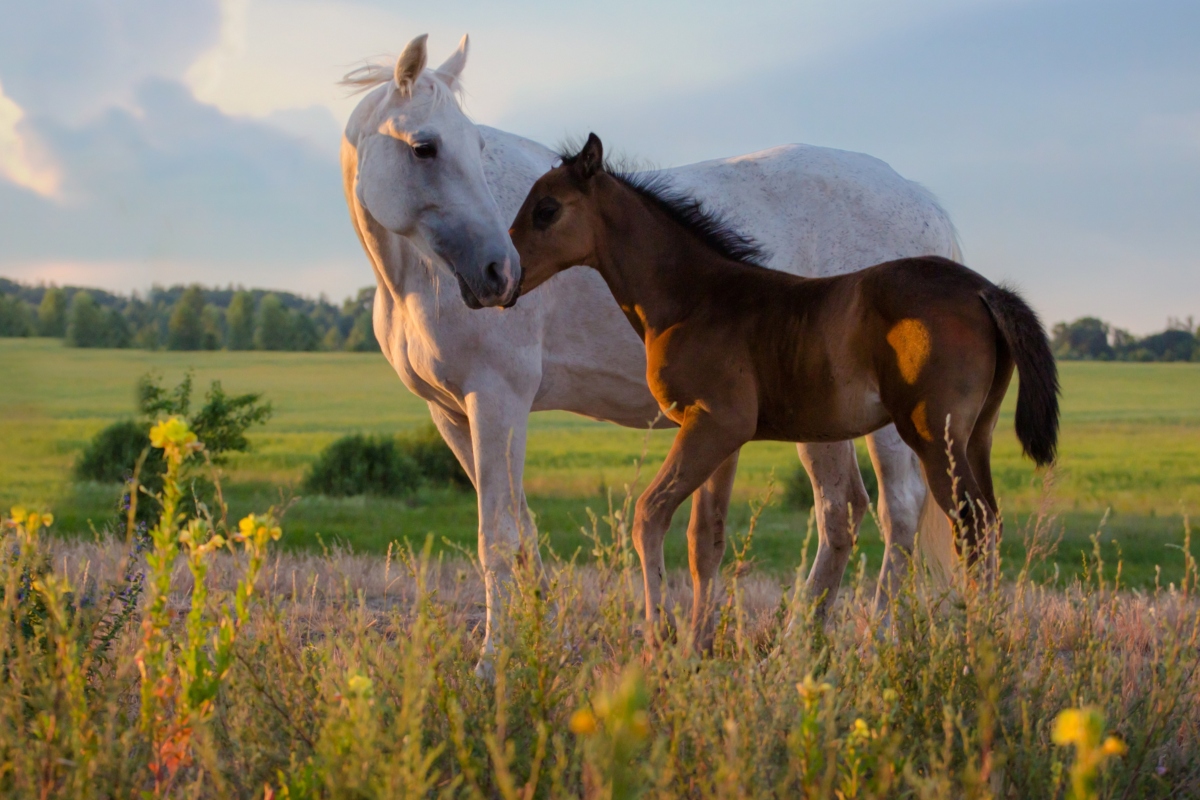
left=573, top=133, right=604, bottom=181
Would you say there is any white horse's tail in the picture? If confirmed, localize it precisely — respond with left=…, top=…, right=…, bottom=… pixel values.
left=916, top=478, right=957, bottom=584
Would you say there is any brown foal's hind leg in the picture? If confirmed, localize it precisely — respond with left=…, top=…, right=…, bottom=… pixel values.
left=965, top=380, right=1007, bottom=583
left=633, top=414, right=747, bottom=647
left=798, top=441, right=869, bottom=622
left=686, top=450, right=740, bottom=652
left=910, top=430, right=994, bottom=572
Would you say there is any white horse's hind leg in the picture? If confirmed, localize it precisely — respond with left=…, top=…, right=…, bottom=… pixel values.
left=798, top=441, right=868, bottom=621
left=865, top=425, right=927, bottom=612
left=464, top=388, right=539, bottom=677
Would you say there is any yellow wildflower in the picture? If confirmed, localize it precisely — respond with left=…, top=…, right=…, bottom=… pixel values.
left=1101, top=736, right=1127, bottom=757
left=41, top=513, right=53, bottom=528
left=569, top=708, right=598, bottom=735
left=1052, top=708, right=1100, bottom=747
left=630, top=710, right=650, bottom=739
left=347, top=673, right=373, bottom=697
left=149, top=417, right=202, bottom=462
left=10, top=506, right=27, bottom=523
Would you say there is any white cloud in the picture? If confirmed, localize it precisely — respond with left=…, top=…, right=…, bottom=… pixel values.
left=0, top=0, right=220, bottom=120
left=0, top=79, right=363, bottom=295
left=0, top=80, right=60, bottom=197
left=179, top=0, right=1025, bottom=127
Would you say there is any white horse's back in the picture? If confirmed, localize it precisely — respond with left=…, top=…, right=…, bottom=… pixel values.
left=662, top=143, right=960, bottom=275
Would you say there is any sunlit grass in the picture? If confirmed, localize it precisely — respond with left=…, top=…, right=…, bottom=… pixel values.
left=2, top=338, right=1198, bottom=586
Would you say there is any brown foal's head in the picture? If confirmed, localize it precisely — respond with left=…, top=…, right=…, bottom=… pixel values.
left=508, top=133, right=607, bottom=296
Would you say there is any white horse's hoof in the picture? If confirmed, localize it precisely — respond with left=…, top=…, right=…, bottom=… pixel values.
left=473, top=656, right=496, bottom=683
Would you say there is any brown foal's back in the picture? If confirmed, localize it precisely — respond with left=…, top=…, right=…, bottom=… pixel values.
left=509, top=133, right=1059, bottom=636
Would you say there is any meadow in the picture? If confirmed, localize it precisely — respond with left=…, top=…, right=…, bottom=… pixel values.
left=4, top=338, right=1200, bottom=798
left=2, top=337, right=1199, bottom=586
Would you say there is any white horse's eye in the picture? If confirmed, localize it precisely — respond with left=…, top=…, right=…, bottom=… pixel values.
left=413, top=141, right=438, bottom=159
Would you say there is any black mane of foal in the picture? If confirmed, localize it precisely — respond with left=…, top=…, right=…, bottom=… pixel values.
left=558, top=143, right=769, bottom=269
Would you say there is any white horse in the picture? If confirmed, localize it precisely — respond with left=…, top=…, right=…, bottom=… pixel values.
left=341, top=34, right=959, bottom=665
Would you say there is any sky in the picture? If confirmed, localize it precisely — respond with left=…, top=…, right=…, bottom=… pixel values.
left=0, top=0, right=1196, bottom=332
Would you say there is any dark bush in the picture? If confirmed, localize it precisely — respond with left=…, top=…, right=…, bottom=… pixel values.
left=303, top=435, right=422, bottom=498
left=783, top=450, right=878, bottom=511
left=74, top=372, right=272, bottom=522
left=74, top=419, right=163, bottom=486
left=398, top=423, right=472, bottom=489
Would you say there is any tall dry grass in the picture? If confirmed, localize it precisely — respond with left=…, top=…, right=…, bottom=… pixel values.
left=2, top=420, right=1199, bottom=798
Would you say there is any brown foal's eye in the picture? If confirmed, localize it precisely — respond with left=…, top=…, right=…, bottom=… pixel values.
left=532, top=197, right=561, bottom=230
left=413, top=141, right=437, bottom=159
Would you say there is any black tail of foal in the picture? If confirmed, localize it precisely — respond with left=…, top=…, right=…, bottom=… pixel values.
left=980, top=285, right=1061, bottom=466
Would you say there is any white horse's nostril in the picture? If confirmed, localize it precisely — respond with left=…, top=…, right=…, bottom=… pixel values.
left=485, top=261, right=502, bottom=286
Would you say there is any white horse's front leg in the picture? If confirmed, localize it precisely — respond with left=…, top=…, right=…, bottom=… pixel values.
left=464, top=385, right=538, bottom=675
left=426, top=402, right=476, bottom=487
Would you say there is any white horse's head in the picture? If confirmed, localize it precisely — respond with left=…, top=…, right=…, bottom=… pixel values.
left=343, top=34, right=520, bottom=309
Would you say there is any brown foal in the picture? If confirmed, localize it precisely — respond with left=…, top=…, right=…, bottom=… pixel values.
left=509, top=134, right=1060, bottom=646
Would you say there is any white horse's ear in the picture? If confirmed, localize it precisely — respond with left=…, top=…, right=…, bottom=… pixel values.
left=435, top=34, right=469, bottom=87
left=395, top=34, right=429, bottom=93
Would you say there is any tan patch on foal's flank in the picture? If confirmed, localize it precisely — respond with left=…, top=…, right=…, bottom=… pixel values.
left=886, top=318, right=932, bottom=384
left=911, top=401, right=934, bottom=442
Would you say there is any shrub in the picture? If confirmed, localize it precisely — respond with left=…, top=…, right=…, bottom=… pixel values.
left=303, top=425, right=472, bottom=498
left=303, top=434, right=422, bottom=497
left=74, top=419, right=163, bottom=484
left=74, top=373, right=272, bottom=510
left=783, top=449, right=877, bottom=510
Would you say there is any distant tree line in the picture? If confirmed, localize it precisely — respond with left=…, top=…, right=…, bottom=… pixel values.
left=0, top=278, right=379, bottom=352
left=1051, top=316, right=1199, bottom=362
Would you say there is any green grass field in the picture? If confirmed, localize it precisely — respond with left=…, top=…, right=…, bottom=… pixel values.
left=2, top=337, right=1197, bottom=585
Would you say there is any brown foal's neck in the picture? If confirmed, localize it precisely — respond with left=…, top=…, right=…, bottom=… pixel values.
left=589, top=176, right=729, bottom=336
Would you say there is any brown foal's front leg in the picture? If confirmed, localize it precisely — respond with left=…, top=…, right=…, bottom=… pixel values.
left=633, top=414, right=746, bottom=648
left=686, top=450, right=740, bottom=652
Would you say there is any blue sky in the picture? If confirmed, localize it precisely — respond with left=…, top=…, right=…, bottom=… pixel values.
left=0, top=0, right=1196, bottom=331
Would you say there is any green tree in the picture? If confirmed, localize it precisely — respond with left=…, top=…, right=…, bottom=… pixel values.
left=65, top=291, right=109, bottom=347
left=225, top=290, right=255, bottom=350
left=291, top=312, right=320, bottom=352
left=134, top=323, right=161, bottom=350
left=104, top=308, right=132, bottom=348
left=321, top=325, right=344, bottom=351
left=1051, top=317, right=1113, bottom=360
left=167, top=286, right=206, bottom=350
left=201, top=304, right=225, bottom=350
left=37, top=287, right=67, bottom=336
left=342, top=287, right=380, bottom=352
left=255, top=293, right=292, bottom=350
left=0, top=295, right=34, bottom=336
left=344, top=311, right=379, bottom=352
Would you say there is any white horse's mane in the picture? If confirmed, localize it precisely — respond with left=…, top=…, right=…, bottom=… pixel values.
left=340, top=61, right=463, bottom=108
